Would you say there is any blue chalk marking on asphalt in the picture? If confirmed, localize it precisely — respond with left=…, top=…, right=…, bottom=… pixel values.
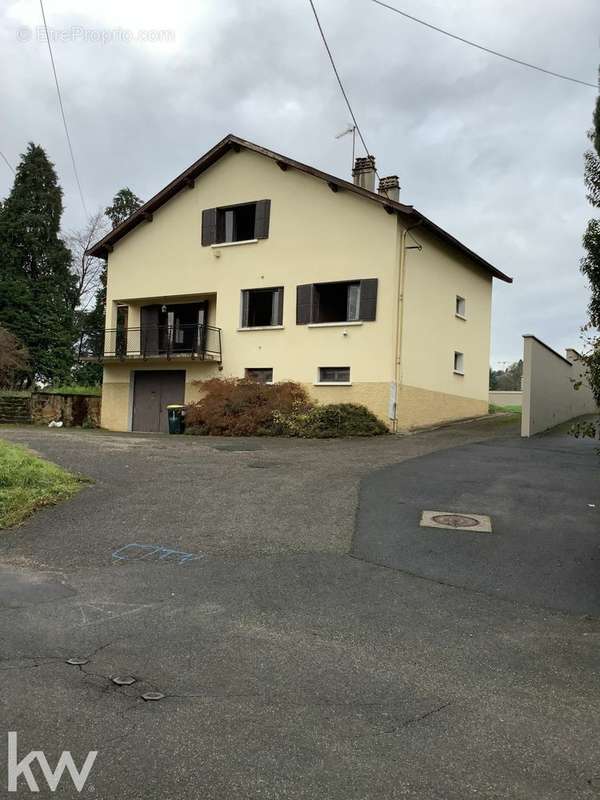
left=112, top=543, right=204, bottom=565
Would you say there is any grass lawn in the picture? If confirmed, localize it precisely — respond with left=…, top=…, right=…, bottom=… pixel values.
left=489, top=403, right=522, bottom=414
left=0, top=439, right=88, bottom=528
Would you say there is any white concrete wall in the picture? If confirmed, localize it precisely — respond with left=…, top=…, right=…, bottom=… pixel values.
left=521, top=335, right=597, bottom=437
left=489, top=390, right=522, bottom=407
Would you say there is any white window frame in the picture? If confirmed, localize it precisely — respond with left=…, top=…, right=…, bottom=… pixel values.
left=453, top=352, right=465, bottom=375
left=455, top=295, right=466, bottom=319
left=316, top=366, right=352, bottom=386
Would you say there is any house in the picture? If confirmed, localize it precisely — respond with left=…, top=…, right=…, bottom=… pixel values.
left=87, top=134, right=512, bottom=433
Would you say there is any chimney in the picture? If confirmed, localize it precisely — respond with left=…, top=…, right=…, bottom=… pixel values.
left=352, top=155, right=376, bottom=192
left=378, top=175, right=400, bottom=202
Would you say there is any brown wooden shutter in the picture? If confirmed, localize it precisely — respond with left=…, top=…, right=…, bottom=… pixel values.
left=201, top=208, right=218, bottom=246
left=254, top=199, right=271, bottom=239
left=141, top=305, right=160, bottom=355
left=296, top=284, right=314, bottom=324
left=359, top=278, right=378, bottom=321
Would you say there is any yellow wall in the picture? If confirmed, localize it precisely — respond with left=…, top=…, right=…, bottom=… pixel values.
left=102, top=147, right=495, bottom=432
left=400, top=227, right=492, bottom=404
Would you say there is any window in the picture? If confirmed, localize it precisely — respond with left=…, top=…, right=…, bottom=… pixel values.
left=240, top=287, right=283, bottom=328
left=318, top=366, right=351, bottom=383
left=201, top=200, right=271, bottom=245
left=245, top=368, right=273, bottom=384
left=218, top=203, right=256, bottom=243
left=453, top=352, right=464, bottom=374
left=456, top=296, right=466, bottom=318
left=296, top=279, right=378, bottom=324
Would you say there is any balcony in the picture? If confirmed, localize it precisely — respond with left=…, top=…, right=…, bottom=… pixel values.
left=78, top=323, right=222, bottom=363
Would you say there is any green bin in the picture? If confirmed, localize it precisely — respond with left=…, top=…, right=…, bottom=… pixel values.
left=167, top=404, right=185, bottom=434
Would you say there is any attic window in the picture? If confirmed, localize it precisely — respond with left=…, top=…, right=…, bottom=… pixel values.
left=201, top=200, right=271, bottom=246
left=218, top=203, right=256, bottom=243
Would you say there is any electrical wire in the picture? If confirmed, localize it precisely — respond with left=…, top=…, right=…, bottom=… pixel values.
left=39, top=0, right=89, bottom=216
left=0, top=150, right=15, bottom=174
left=307, top=0, right=422, bottom=249
left=307, top=0, right=376, bottom=164
left=372, top=0, right=598, bottom=89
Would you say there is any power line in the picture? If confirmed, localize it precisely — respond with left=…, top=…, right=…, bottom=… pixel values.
left=307, top=0, right=422, bottom=248
left=307, top=0, right=375, bottom=163
left=0, top=150, right=15, bottom=174
left=372, top=0, right=598, bottom=89
left=39, top=0, right=89, bottom=217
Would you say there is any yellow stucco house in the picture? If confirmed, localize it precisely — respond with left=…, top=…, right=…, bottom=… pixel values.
left=87, top=134, right=511, bottom=433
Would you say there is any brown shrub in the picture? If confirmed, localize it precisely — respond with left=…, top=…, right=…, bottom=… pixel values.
left=185, top=378, right=312, bottom=436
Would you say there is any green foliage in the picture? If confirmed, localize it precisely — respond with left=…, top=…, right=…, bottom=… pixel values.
left=0, top=439, right=86, bottom=528
left=44, top=385, right=101, bottom=396
left=0, top=144, right=77, bottom=385
left=575, top=68, right=600, bottom=442
left=489, top=360, right=523, bottom=390
left=184, top=379, right=388, bottom=438
left=105, top=187, right=143, bottom=229
left=273, top=403, right=388, bottom=438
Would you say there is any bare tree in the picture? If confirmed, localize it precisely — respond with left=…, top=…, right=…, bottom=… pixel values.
left=0, top=326, right=29, bottom=388
left=66, top=210, right=109, bottom=311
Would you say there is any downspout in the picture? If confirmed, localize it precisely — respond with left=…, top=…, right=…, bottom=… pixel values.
left=392, top=219, right=423, bottom=432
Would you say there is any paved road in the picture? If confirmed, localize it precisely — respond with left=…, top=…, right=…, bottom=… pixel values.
left=353, top=432, right=600, bottom=615
left=0, top=420, right=599, bottom=799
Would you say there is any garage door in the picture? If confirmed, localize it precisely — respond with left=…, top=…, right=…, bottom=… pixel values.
left=132, top=371, right=186, bottom=433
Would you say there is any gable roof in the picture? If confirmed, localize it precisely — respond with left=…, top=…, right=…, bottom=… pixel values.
left=88, top=133, right=512, bottom=283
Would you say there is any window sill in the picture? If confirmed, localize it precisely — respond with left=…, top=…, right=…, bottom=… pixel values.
left=237, top=325, right=284, bottom=332
left=453, top=370, right=465, bottom=376
left=314, top=381, right=352, bottom=386
left=455, top=314, right=467, bottom=321
left=307, top=321, right=363, bottom=328
left=211, top=239, right=258, bottom=249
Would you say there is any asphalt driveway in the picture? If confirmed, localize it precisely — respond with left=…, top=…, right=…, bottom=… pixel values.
left=353, top=431, right=600, bottom=615
left=0, top=418, right=599, bottom=799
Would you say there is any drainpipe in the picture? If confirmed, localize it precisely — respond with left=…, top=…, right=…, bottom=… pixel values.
left=392, top=219, right=423, bottom=433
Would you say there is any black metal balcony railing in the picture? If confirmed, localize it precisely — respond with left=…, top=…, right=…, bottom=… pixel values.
left=78, top=324, right=222, bottom=362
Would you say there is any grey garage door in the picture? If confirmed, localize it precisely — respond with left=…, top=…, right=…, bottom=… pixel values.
left=132, top=371, right=186, bottom=433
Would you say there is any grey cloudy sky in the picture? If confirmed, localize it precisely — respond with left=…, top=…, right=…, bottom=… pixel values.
left=1, top=0, right=598, bottom=365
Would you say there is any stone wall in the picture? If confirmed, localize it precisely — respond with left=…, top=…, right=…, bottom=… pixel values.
left=30, top=393, right=101, bottom=428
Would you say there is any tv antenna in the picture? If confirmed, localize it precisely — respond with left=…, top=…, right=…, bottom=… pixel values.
left=335, top=124, right=356, bottom=172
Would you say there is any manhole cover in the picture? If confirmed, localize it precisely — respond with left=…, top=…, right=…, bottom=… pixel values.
left=420, top=510, right=492, bottom=533
left=432, top=514, right=479, bottom=528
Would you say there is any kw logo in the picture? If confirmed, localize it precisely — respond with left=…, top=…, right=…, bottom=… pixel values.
left=7, top=732, right=97, bottom=793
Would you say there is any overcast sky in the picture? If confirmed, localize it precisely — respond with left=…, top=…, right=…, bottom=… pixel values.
left=1, top=0, right=598, bottom=365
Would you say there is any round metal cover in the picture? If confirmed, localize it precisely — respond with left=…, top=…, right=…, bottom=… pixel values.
left=141, top=691, right=165, bottom=701
left=112, top=675, right=136, bottom=686
left=432, top=513, right=480, bottom=528
left=66, top=658, right=89, bottom=666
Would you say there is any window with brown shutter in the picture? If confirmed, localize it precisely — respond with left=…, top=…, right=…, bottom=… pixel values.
left=201, top=200, right=271, bottom=246
left=296, top=279, right=378, bottom=324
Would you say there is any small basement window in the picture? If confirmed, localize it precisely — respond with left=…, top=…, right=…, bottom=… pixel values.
left=218, top=203, right=256, bottom=243
left=456, top=296, right=466, bottom=318
left=318, top=366, right=351, bottom=383
left=245, top=368, right=273, bottom=384
left=453, top=352, right=464, bottom=374
left=241, top=287, right=283, bottom=328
